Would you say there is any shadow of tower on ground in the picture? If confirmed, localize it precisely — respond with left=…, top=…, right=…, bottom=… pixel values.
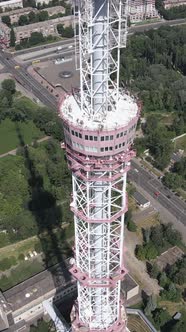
left=16, top=124, right=76, bottom=326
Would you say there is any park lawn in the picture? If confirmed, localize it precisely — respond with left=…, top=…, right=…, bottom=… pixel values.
left=174, top=134, right=186, bottom=152
left=0, top=259, right=45, bottom=291
left=158, top=300, right=185, bottom=316
left=0, top=118, right=44, bottom=154
left=0, top=236, right=39, bottom=260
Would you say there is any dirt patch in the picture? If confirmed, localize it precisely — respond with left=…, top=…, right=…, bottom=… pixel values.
left=125, top=229, right=160, bottom=296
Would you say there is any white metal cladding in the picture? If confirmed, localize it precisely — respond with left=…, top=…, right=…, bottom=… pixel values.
left=74, top=0, right=128, bottom=121
left=72, top=169, right=127, bottom=328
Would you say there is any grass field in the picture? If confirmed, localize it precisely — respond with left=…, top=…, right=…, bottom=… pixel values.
left=174, top=134, right=186, bottom=152
left=0, top=236, right=39, bottom=260
left=0, top=259, right=45, bottom=291
left=0, top=119, right=44, bottom=154
left=127, top=314, right=151, bottom=332
left=158, top=300, right=185, bottom=316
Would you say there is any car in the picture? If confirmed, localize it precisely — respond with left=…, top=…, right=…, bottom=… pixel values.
left=154, top=191, right=160, bottom=197
left=167, top=195, right=171, bottom=199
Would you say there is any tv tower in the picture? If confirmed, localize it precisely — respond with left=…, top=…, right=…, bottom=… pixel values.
left=59, top=1, right=140, bottom=331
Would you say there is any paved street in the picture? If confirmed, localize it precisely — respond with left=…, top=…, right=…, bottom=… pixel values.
left=0, top=51, right=57, bottom=110
left=129, top=160, right=186, bottom=226
left=129, top=18, right=186, bottom=34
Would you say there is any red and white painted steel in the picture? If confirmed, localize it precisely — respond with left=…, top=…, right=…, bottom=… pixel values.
left=59, top=1, right=140, bottom=332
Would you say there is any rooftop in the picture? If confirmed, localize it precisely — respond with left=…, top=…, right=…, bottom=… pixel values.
left=14, top=15, right=73, bottom=32
left=0, top=7, right=34, bottom=16
left=0, top=0, right=23, bottom=6
left=4, top=263, right=74, bottom=312
left=121, top=274, right=138, bottom=294
left=156, top=246, right=184, bottom=271
left=133, top=191, right=149, bottom=205
left=60, top=91, right=138, bottom=131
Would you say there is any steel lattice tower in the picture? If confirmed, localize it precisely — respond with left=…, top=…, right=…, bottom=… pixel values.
left=59, top=1, right=141, bottom=332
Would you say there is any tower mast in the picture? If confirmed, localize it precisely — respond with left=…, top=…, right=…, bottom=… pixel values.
left=59, top=1, right=141, bottom=331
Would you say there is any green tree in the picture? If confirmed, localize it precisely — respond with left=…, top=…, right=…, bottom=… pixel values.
left=2, top=79, right=16, bottom=95
left=29, top=32, right=45, bottom=46
left=163, top=173, right=183, bottom=190
left=10, top=28, right=16, bottom=47
left=135, top=244, right=146, bottom=260
left=127, top=219, right=137, bottom=232
left=144, top=295, right=157, bottom=316
left=28, top=11, right=37, bottom=23
left=153, top=308, right=171, bottom=329
left=38, top=10, right=49, bottom=21
left=2, top=15, right=11, bottom=27
left=169, top=312, right=186, bottom=332
left=149, top=263, right=160, bottom=279
left=18, top=14, right=29, bottom=26
left=144, top=242, right=158, bottom=260
left=161, top=283, right=182, bottom=302
left=57, top=23, right=64, bottom=35
left=158, top=272, right=168, bottom=288
left=164, top=223, right=182, bottom=246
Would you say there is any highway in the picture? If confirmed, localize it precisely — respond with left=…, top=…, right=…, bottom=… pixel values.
left=129, top=160, right=186, bottom=225
left=12, top=38, right=75, bottom=56
left=129, top=18, right=186, bottom=34
left=0, top=51, right=57, bottom=110
left=7, top=17, right=186, bottom=58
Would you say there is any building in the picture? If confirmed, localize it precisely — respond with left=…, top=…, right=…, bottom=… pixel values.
left=14, top=15, right=73, bottom=44
left=0, top=6, right=65, bottom=24
left=0, top=0, right=23, bottom=12
left=133, top=191, right=150, bottom=208
left=35, top=0, right=51, bottom=6
left=59, top=1, right=141, bottom=332
left=44, top=5, right=65, bottom=16
left=156, top=246, right=184, bottom=271
left=121, top=274, right=140, bottom=302
left=0, top=7, right=37, bottom=24
left=163, top=0, right=186, bottom=9
left=0, top=263, right=77, bottom=331
left=129, top=0, right=159, bottom=23
left=0, top=20, right=10, bottom=47
left=0, top=14, right=74, bottom=46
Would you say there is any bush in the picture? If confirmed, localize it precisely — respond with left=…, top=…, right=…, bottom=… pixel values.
left=0, top=256, right=17, bottom=271
left=34, top=242, right=42, bottom=253
left=149, top=263, right=160, bottom=279
left=161, top=283, right=182, bottom=302
left=153, top=308, right=171, bottom=329
left=18, top=253, right=25, bottom=261
left=127, top=219, right=137, bottom=232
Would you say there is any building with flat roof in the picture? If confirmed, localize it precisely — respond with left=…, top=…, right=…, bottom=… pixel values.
left=129, top=0, right=159, bottom=23
left=0, top=7, right=37, bottom=24
left=163, top=0, right=186, bottom=9
left=35, top=0, right=51, bottom=5
left=0, top=263, right=77, bottom=331
left=121, top=274, right=140, bottom=302
left=14, top=15, right=73, bottom=44
left=0, top=6, right=65, bottom=24
left=0, top=20, right=10, bottom=47
left=0, top=0, right=23, bottom=12
left=133, top=191, right=150, bottom=209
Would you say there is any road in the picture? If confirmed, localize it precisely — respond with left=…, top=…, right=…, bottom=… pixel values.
left=129, top=160, right=186, bottom=226
left=129, top=18, right=186, bottom=34
left=10, top=38, right=75, bottom=56
left=6, top=17, right=186, bottom=59
left=0, top=51, right=57, bottom=110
